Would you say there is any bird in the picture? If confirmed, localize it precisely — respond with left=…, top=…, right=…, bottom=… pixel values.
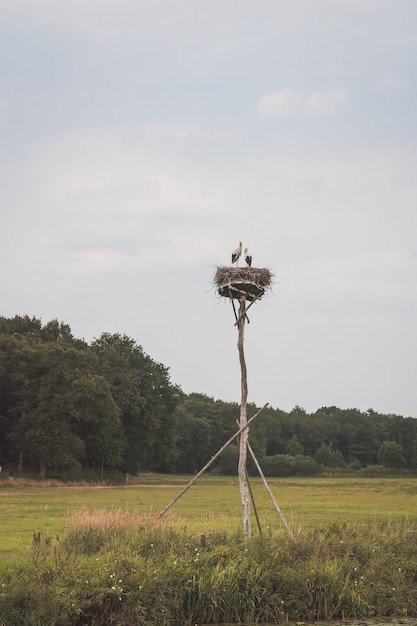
left=244, top=248, right=252, bottom=267
left=231, top=241, right=242, bottom=266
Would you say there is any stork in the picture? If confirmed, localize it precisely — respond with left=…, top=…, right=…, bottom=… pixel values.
left=231, top=241, right=242, bottom=266
left=244, top=248, right=252, bottom=267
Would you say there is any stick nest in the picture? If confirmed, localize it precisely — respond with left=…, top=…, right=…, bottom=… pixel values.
left=214, top=266, right=274, bottom=301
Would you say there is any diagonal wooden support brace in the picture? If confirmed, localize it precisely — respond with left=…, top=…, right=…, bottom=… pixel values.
left=149, top=402, right=269, bottom=526
left=234, top=294, right=263, bottom=326
left=246, top=440, right=295, bottom=541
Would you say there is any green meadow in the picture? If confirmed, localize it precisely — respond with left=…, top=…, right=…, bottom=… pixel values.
left=2, top=475, right=417, bottom=556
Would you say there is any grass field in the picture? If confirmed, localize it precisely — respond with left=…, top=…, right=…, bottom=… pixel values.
left=2, top=474, right=417, bottom=556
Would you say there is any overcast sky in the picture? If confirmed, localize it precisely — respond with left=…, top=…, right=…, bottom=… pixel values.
left=1, top=1, right=417, bottom=417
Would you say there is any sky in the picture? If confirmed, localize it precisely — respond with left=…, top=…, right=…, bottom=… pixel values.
left=1, top=0, right=417, bottom=417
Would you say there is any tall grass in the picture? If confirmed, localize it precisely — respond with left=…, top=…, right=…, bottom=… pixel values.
left=2, top=475, right=417, bottom=555
left=1, top=509, right=417, bottom=625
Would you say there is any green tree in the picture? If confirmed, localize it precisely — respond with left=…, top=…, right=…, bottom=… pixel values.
left=377, top=441, right=405, bottom=469
left=0, top=323, right=123, bottom=478
left=174, top=393, right=239, bottom=466
left=70, top=374, right=125, bottom=477
left=214, top=443, right=239, bottom=475
left=314, top=443, right=345, bottom=468
left=174, top=406, right=211, bottom=473
left=286, top=434, right=304, bottom=456
left=0, top=314, right=42, bottom=338
left=91, top=333, right=182, bottom=473
left=7, top=341, right=96, bottom=477
left=0, top=334, right=35, bottom=468
left=263, top=409, right=286, bottom=455
left=286, top=406, right=318, bottom=457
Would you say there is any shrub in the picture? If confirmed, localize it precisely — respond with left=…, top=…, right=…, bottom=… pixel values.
left=262, top=454, right=293, bottom=476
left=290, top=454, right=321, bottom=476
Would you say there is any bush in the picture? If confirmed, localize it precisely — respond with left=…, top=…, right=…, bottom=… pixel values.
left=262, top=454, right=293, bottom=476
left=290, top=455, right=321, bottom=476
left=262, top=454, right=321, bottom=477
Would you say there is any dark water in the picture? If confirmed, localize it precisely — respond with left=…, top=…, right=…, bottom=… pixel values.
left=210, top=621, right=417, bottom=626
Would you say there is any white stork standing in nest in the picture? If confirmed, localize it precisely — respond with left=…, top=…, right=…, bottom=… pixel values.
left=244, top=248, right=252, bottom=267
left=231, top=241, right=242, bottom=266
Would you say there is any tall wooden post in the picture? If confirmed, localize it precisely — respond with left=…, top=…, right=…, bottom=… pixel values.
left=215, top=264, right=274, bottom=539
left=237, top=295, right=251, bottom=539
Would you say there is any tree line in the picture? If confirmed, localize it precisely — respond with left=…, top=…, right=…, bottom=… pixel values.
left=0, top=315, right=415, bottom=478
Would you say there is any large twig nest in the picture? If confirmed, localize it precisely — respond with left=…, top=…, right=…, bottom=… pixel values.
left=214, top=266, right=274, bottom=302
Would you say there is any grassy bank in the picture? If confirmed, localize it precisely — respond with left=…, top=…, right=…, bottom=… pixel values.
left=1, top=513, right=417, bottom=624
left=1, top=476, right=417, bottom=624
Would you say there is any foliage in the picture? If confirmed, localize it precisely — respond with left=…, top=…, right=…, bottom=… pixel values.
left=1, top=514, right=417, bottom=625
left=90, top=332, right=182, bottom=473
left=261, top=454, right=321, bottom=477
left=2, top=314, right=417, bottom=479
left=0, top=317, right=181, bottom=477
left=315, top=443, right=346, bottom=468
left=378, top=440, right=406, bottom=469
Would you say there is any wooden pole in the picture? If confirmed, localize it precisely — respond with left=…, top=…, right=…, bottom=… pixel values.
left=234, top=293, right=262, bottom=326
left=236, top=418, right=262, bottom=536
left=149, top=403, right=268, bottom=526
left=246, top=439, right=295, bottom=541
left=246, top=467, right=262, bottom=536
left=229, top=288, right=249, bottom=324
left=237, top=295, right=251, bottom=540
left=228, top=288, right=239, bottom=325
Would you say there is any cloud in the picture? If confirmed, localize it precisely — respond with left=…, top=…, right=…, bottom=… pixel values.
left=0, top=0, right=399, bottom=43
left=71, top=249, right=127, bottom=273
left=326, top=63, right=363, bottom=79
left=256, top=87, right=347, bottom=118
left=12, top=123, right=236, bottom=218
left=295, top=253, right=417, bottom=304
left=375, top=72, right=410, bottom=92
left=0, top=122, right=244, bottom=282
